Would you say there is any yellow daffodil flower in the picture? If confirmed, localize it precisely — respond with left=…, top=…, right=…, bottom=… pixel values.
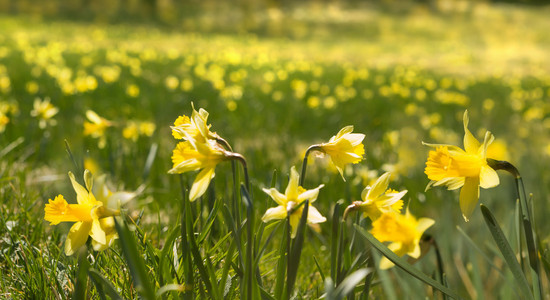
left=83, top=110, right=113, bottom=149
left=424, top=110, right=500, bottom=221
left=353, top=172, right=405, bottom=220
left=44, top=171, right=119, bottom=255
left=317, top=126, right=365, bottom=180
left=171, top=104, right=217, bottom=142
left=168, top=139, right=227, bottom=201
left=370, top=211, right=434, bottom=270
left=30, top=97, right=59, bottom=129
left=261, top=166, right=326, bottom=238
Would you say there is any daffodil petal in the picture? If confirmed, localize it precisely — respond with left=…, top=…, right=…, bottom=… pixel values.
left=92, top=232, right=118, bottom=251
left=422, top=142, right=463, bottom=152
left=262, top=188, right=287, bottom=206
left=69, top=171, right=92, bottom=205
left=65, top=221, right=92, bottom=256
left=432, top=177, right=465, bottom=190
left=297, top=184, right=324, bottom=203
left=168, top=158, right=201, bottom=174
left=480, top=131, right=495, bottom=158
left=479, top=165, right=500, bottom=189
left=459, top=177, right=480, bottom=222
left=307, top=206, right=326, bottom=224
left=346, top=133, right=365, bottom=146
left=336, top=125, right=354, bottom=137
left=409, top=243, right=421, bottom=259
left=285, top=166, right=300, bottom=200
left=379, top=242, right=402, bottom=270
left=375, top=190, right=407, bottom=208
left=416, top=218, right=435, bottom=233
left=289, top=212, right=301, bottom=238
left=90, top=219, right=106, bottom=245
left=463, top=110, right=480, bottom=154
left=189, top=167, right=216, bottom=202
left=261, top=206, right=287, bottom=223
left=367, top=172, right=391, bottom=200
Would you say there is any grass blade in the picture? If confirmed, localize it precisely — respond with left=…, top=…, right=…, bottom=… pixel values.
left=73, top=249, right=89, bottom=300
left=286, top=200, right=309, bottom=299
left=480, top=204, right=534, bottom=300
left=114, top=217, right=156, bottom=300
left=333, top=268, right=371, bottom=300
left=354, top=224, right=463, bottom=300
left=88, top=269, right=123, bottom=300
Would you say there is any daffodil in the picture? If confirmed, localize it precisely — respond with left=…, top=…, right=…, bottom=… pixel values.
left=168, top=139, right=228, bottom=201
left=317, top=126, right=365, bottom=180
left=345, top=172, right=405, bottom=220
left=370, top=211, right=434, bottom=269
left=30, top=97, right=59, bottom=129
left=171, top=104, right=218, bottom=142
left=83, top=110, right=113, bottom=149
left=424, top=110, right=499, bottom=221
left=261, top=166, right=326, bottom=238
left=44, top=171, right=120, bottom=255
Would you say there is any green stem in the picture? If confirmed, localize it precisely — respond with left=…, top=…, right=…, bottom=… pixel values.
left=487, top=158, right=542, bottom=298
left=300, top=145, right=321, bottom=187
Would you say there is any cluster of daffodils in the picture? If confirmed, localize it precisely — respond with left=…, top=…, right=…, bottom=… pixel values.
left=44, top=171, right=135, bottom=255
left=168, top=104, right=244, bottom=201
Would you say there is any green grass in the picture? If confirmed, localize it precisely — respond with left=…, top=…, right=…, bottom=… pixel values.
left=1, top=3, right=550, bottom=299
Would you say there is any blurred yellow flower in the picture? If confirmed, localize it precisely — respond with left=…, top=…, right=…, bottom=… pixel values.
left=30, top=97, right=58, bottom=129
left=318, top=126, right=365, bottom=180
left=44, top=171, right=119, bottom=255
left=370, top=211, right=434, bottom=270
left=123, top=121, right=139, bottom=141
left=83, top=110, right=113, bottom=149
left=261, top=166, right=326, bottom=238
left=0, top=111, right=8, bottom=133
left=168, top=140, right=227, bottom=201
left=354, top=172, right=405, bottom=220
left=424, top=110, right=499, bottom=221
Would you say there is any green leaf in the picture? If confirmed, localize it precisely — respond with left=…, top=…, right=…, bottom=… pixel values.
left=142, top=143, right=157, bottom=180
left=354, top=224, right=463, bottom=300
left=158, top=224, right=181, bottom=286
left=73, top=249, right=89, bottom=300
left=274, top=219, right=288, bottom=300
left=332, top=268, right=371, bottom=300
left=156, top=284, right=184, bottom=298
left=480, top=205, right=534, bottom=300
left=88, top=269, right=123, bottom=300
left=286, top=200, right=309, bottom=299
left=114, top=217, right=156, bottom=300
left=184, top=197, right=220, bottom=299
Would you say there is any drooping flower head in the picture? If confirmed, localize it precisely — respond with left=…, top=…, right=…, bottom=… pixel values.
left=318, top=126, right=365, bottom=180
left=354, top=172, right=406, bottom=220
left=83, top=110, right=113, bottom=149
left=424, top=110, right=499, bottom=221
left=168, top=139, right=228, bottom=201
left=261, top=166, right=326, bottom=238
left=370, top=211, right=435, bottom=269
left=30, top=97, right=58, bottom=129
left=44, top=170, right=120, bottom=255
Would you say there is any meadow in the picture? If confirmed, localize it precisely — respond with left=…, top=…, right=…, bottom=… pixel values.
left=1, top=2, right=550, bottom=299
